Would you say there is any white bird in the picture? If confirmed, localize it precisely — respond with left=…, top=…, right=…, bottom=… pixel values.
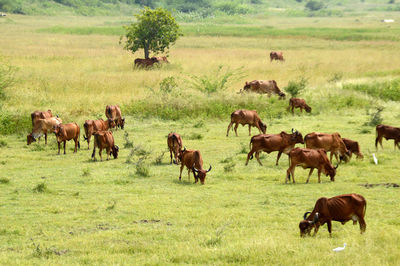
left=333, top=243, right=347, bottom=252
left=372, top=153, right=378, bottom=165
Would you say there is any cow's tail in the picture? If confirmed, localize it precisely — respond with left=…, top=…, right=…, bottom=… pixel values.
left=83, top=122, right=89, bottom=142
left=91, top=135, right=97, bottom=159
left=107, top=106, right=112, bottom=117
left=77, top=123, right=81, bottom=149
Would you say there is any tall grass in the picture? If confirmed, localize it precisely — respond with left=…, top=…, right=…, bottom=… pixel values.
left=343, top=79, right=400, bottom=102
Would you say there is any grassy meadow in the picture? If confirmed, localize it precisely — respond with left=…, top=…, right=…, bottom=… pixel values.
left=1, top=13, right=400, bottom=264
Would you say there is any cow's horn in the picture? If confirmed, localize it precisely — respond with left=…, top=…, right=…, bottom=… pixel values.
left=291, top=128, right=294, bottom=133
left=182, top=147, right=186, bottom=152
left=311, top=212, right=319, bottom=224
left=334, top=164, right=339, bottom=169
left=303, top=211, right=311, bottom=220
left=207, top=165, right=212, bottom=172
left=192, top=166, right=199, bottom=172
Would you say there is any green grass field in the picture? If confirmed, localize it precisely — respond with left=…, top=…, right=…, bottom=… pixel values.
left=1, top=14, right=400, bottom=264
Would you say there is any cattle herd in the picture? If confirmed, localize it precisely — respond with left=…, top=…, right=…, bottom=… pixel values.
left=26, top=51, right=400, bottom=237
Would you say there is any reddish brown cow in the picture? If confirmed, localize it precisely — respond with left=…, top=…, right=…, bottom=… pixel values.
left=270, top=51, right=284, bottom=62
left=167, top=132, right=183, bottom=164
left=299, top=194, right=367, bottom=237
left=286, top=148, right=337, bottom=183
left=226, top=109, right=267, bottom=137
left=151, top=56, right=169, bottom=63
left=178, top=148, right=212, bottom=184
left=342, top=138, right=364, bottom=159
left=241, top=80, right=285, bottom=99
left=27, top=117, right=62, bottom=145
left=31, top=110, right=52, bottom=126
left=83, top=119, right=115, bottom=149
left=375, top=124, right=400, bottom=150
left=53, top=123, right=80, bottom=154
left=105, top=105, right=125, bottom=129
left=305, top=132, right=350, bottom=163
left=288, top=98, right=312, bottom=114
left=134, top=57, right=158, bottom=68
left=246, top=130, right=304, bottom=166
left=91, top=131, right=119, bottom=161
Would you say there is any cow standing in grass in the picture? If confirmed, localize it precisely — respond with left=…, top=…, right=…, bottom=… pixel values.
left=342, top=138, right=364, bottom=160
left=91, top=131, right=119, bottom=161
left=240, top=80, right=286, bottom=99
left=27, top=117, right=62, bottom=145
left=105, top=105, right=125, bottom=130
left=227, top=109, right=267, bottom=137
left=305, top=132, right=350, bottom=163
left=375, top=124, right=400, bottom=150
left=178, top=148, right=212, bottom=184
left=83, top=119, right=115, bottom=149
left=53, top=123, right=80, bottom=155
left=270, top=51, right=284, bottom=62
left=167, top=132, right=183, bottom=164
left=288, top=98, right=312, bottom=114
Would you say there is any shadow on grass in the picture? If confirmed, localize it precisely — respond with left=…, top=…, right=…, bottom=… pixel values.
left=172, top=179, right=196, bottom=186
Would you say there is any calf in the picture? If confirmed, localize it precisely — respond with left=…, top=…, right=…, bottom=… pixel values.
left=91, top=131, right=119, bottom=161
left=167, top=132, right=183, bottom=164
left=241, top=80, right=286, bottom=99
left=246, top=129, right=304, bottom=166
left=134, top=57, right=158, bottom=68
left=53, top=123, right=80, bottom=154
left=178, top=148, right=212, bottom=184
left=342, top=138, right=364, bottom=159
left=288, top=98, right=312, bottom=114
left=375, top=124, right=400, bottom=150
left=270, top=51, right=284, bottom=62
left=227, top=109, right=267, bottom=137
left=299, top=194, right=367, bottom=237
left=305, top=132, right=350, bottom=163
left=27, top=117, right=62, bottom=145
left=83, top=119, right=115, bottom=149
left=105, top=105, right=125, bottom=130
left=286, top=148, right=337, bottom=183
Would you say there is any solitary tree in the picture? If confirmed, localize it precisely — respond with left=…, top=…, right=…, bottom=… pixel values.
left=121, top=7, right=181, bottom=59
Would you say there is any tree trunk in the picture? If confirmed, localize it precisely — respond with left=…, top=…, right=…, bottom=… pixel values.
left=144, top=42, right=149, bottom=59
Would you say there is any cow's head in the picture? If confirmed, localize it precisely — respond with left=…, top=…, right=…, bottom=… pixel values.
left=278, top=91, right=286, bottom=100
left=177, top=147, right=186, bottom=163
left=291, top=129, right=304, bottom=144
left=299, top=212, right=319, bottom=237
left=243, top=81, right=251, bottom=91
left=112, top=145, right=119, bottom=159
left=356, top=152, right=364, bottom=160
left=325, top=164, right=337, bottom=181
left=192, top=165, right=212, bottom=185
left=27, top=133, right=36, bottom=145
left=259, top=121, right=267, bottom=134
left=120, top=117, right=125, bottom=130
left=305, top=105, right=312, bottom=113
left=53, top=124, right=65, bottom=142
left=107, top=119, right=116, bottom=129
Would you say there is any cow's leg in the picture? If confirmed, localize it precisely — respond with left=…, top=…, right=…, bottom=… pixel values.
left=291, top=106, right=294, bottom=114
left=226, top=122, right=233, bottom=137
left=106, top=147, right=110, bottom=160
left=334, top=152, right=340, bottom=163
left=286, top=166, right=295, bottom=183
left=329, top=152, right=333, bottom=163
left=248, top=125, right=252, bottom=136
left=187, top=168, right=191, bottom=181
left=276, top=151, right=283, bottom=165
left=306, top=168, right=314, bottom=183
left=87, top=134, right=91, bottom=150
left=317, top=168, right=322, bottom=183
left=234, top=123, right=239, bottom=136
left=57, top=141, right=61, bottom=155
left=74, top=139, right=78, bottom=153
left=45, top=133, right=48, bottom=145
left=300, top=107, right=303, bottom=113
left=169, top=149, right=173, bottom=164
left=63, top=141, right=66, bottom=154
left=327, top=221, right=332, bottom=237
left=312, top=224, right=320, bottom=236
left=179, top=165, right=184, bottom=181
left=245, top=149, right=254, bottom=166
left=99, top=148, right=103, bottom=161
left=396, top=140, right=400, bottom=150
left=255, top=151, right=263, bottom=166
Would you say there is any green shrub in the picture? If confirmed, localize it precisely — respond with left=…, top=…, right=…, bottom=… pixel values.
left=305, top=0, right=324, bottom=11
left=343, top=79, right=400, bottom=101
left=365, top=107, right=384, bottom=127
left=0, top=177, right=10, bottom=184
left=159, top=76, right=178, bottom=93
left=136, top=161, right=150, bottom=177
left=284, top=76, right=308, bottom=98
left=33, top=182, right=48, bottom=193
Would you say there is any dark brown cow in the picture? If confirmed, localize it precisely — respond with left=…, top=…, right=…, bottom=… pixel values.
left=342, top=138, right=364, bottom=159
left=53, top=123, right=80, bottom=155
left=305, top=132, right=350, bottom=163
left=299, top=194, right=367, bottom=237
left=178, top=148, right=211, bottom=184
left=270, top=51, right=284, bottom=62
left=226, top=109, right=267, bottom=137
left=240, top=80, right=285, bottom=99
left=105, top=105, right=125, bottom=129
left=134, top=57, right=158, bottom=68
left=246, top=130, right=304, bottom=166
left=288, top=98, right=312, bottom=114
left=286, top=148, right=337, bottom=183
left=167, top=132, right=183, bottom=164
left=31, top=109, right=52, bottom=126
left=27, top=117, right=62, bottom=145
left=151, top=56, right=169, bottom=63
left=91, top=131, right=119, bottom=161
left=83, top=119, right=115, bottom=149
left=375, top=124, right=400, bottom=150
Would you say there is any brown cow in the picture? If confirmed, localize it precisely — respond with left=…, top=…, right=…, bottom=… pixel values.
left=286, top=148, right=337, bottom=183
left=226, top=109, right=267, bottom=137
left=134, top=57, right=158, bottom=68
left=27, top=117, right=62, bottom=145
left=375, top=124, right=400, bottom=150
left=53, top=123, right=80, bottom=154
left=167, top=132, right=183, bottom=164
left=305, top=132, right=350, bottom=163
left=83, top=119, right=115, bottom=149
left=270, top=51, right=284, bottom=62
left=299, top=194, right=367, bottom=237
left=91, top=131, right=119, bottom=161
left=105, top=105, right=125, bottom=130
left=342, top=138, right=364, bottom=159
left=151, top=56, right=169, bottom=63
left=246, top=129, right=304, bottom=166
left=240, top=80, right=285, bottom=99
left=288, top=98, right=312, bottom=114
left=178, top=148, right=212, bottom=184
left=31, top=110, right=52, bottom=126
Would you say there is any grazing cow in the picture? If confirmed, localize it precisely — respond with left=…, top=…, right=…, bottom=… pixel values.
left=299, top=194, right=366, bottom=237
left=246, top=129, right=304, bottom=166
left=288, top=98, right=312, bottom=114
left=31, top=110, right=53, bottom=126
left=167, top=132, right=183, bottom=164
left=134, top=57, right=158, bottom=68
left=91, top=131, right=119, bottom=161
left=375, top=124, right=400, bottom=150
left=53, top=123, right=80, bottom=154
left=151, top=56, right=169, bottom=63
left=83, top=119, right=115, bottom=149
left=105, top=105, right=125, bottom=130
left=270, top=51, right=284, bottom=62
left=305, top=132, right=350, bottom=163
left=178, top=148, right=212, bottom=184
left=286, top=148, right=337, bottom=183
left=27, top=117, right=62, bottom=145
left=342, top=138, right=364, bottom=159
left=240, top=80, right=285, bottom=99
left=226, top=109, right=267, bottom=137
